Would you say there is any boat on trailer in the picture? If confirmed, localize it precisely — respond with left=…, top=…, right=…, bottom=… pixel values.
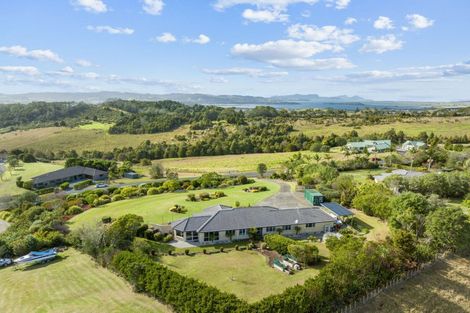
left=13, top=248, right=57, bottom=265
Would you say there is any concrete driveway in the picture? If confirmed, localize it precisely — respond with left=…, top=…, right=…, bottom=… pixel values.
left=256, top=180, right=312, bottom=209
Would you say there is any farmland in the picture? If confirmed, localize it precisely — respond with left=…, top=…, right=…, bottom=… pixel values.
left=0, top=249, right=171, bottom=313
left=160, top=249, right=322, bottom=303
left=69, top=180, right=280, bottom=229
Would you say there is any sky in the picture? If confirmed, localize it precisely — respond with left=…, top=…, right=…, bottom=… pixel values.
left=0, top=0, right=469, bottom=101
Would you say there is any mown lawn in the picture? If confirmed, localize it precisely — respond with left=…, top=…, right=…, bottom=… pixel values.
left=0, top=162, right=63, bottom=196
left=351, top=209, right=390, bottom=241
left=160, top=250, right=321, bottom=303
left=69, top=180, right=280, bottom=229
left=0, top=249, right=171, bottom=313
left=77, top=121, right=113, bottom=131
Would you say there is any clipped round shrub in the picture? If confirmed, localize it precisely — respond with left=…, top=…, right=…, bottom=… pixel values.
left=235, top=245, right=239, bottom=251
left=154, top=232, right=164, bottom=242
left=111, top=195, right=125, bottom=202
left=185, top=249, right=190, bottom=255
left=219, top=247, right=224, bottom=253
left=101, top=216, right=112, bottom=224
left=163, top=234, right=173, bottom=243
left=66, top=205, right=83, bottom=215
left=147, top=187, right=160, bottom=196
left=203, top=248, right=207, bottom=254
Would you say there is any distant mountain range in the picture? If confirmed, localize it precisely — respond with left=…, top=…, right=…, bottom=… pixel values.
left=0, top=91, right=468, bottom=109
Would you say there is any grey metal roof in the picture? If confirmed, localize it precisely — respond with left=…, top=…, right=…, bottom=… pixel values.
left=172, top=215, right=211, bottom=232
left=32, top=166, right=107, bottom=184
left=373, top=169, right=426, bottom=182
left=174, top=206, right=335, bottom=233
left=321, top=202, right=353, bottom=217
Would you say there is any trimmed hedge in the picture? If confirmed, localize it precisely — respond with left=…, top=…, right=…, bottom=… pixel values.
left=264, top=234, right=296, bottom=255
left=73, top=179, right=93, bottom=190
left=112, top=251, right=247, bottom=313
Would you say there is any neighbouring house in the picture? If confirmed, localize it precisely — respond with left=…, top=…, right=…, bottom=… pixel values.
left=397, top=140, right=427, bottom=152
left=373, top=169, right=426, bottom=183
left=31, top=166, right=108, bottom=189
left=171, top=205, right=336, bottom=244
left=345, top=140, right=392, bottom=153
left=123, top=172, right=140, bottom=179
left=304, top=189, right=325, bottom=205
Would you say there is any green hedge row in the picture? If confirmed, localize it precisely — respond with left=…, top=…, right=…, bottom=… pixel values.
left=112, top=251, right=248, bottom=313
left=73, top=179, right=93, bottom=190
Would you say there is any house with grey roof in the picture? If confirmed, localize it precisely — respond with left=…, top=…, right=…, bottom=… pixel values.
left=398, top=140, right=427, bottom=152
left=346, top=140, right=392, bottom=153
left=373, top=169, right=426, bottom=183
left=171, top=205, right=336, bottom=244
left=31, top=166, right=108, bottom=189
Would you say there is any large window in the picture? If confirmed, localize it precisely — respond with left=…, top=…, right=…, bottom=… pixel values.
left=204, top=232, right=219, bottom=242
left=225, top=230, right=235, bottom=238
left=186, top=231, right=198, bottom=242
left=238, top=229, right=247, bottom=236
left=306, top=223, right=315, bottom=228
left=265, top=226, right=275, bottom=233
left=282, top=225, right=292, bottom=231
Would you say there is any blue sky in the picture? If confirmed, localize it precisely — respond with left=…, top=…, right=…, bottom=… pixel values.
left=0, top=0, right=469, bottom=101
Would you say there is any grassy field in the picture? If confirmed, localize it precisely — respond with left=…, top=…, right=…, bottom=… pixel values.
left=360, top=256, right=470, bottom=313
left=69, top=180, right=280, bottom=229
left=160, top=249, right=321, bottom=303
left=77, top=121, right=113, bottom=131
left=0, top=125, right=189, bottom=152
left=0, top=249, right=171, bottom=313
left=0, top=162, right=63, bottom=196
left=294, top=116, right=470, bottom=137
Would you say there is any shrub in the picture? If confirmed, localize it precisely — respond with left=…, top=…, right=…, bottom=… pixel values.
left=199, top=192, right=211, bottom=201
left=111, top=195, right=125, bottom=202
left=203, top=248, right=207, bottom=254
left=213, top=191, right=226, bottom=198
left=154, top=232, right=164, bottom=242
left=66, top=205, right=83, bottom=215
left=185, top=249, right=190, bottom=255
left=102, top=216, right=112, bottom=224
left=235, top=245, right=239, bottom=251
left=220, top=247, right=224, bottom=253
left=169, top=205, right=187, bottom=214
left=247, top=243, right=255, bottom=250
left=73, top=179, right=93, bottom=190
left=59, top=182, right=70, bottom=190
left=264, top=234, right=296, bottom=255
left=163, top=234, right=173, bottom=243
left=147, top=187, right=160, bottom=196
left=186, top=193, right=197, bottom=201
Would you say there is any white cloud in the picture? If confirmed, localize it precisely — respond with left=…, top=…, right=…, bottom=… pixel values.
left=341, top=62, right=470, bottom=83
left=344, top=17, right=357, bottom=25
left=242, top=9, right=288, bottom=23
left=287, top=24, right=360, bottom=47
left=73, top=0, right=107, bottom=13
left=186, top=34, right=211, bottom=45
left=231, top=39, right=354, bottom=70
left=326, top=0, right=350, bottom=10
left=155, top=32, right=176, bottom=43
left=0, top=45, right=63, bottom=63
left=373, top=16, right=394, bottom=30
left=203, top=67, right=288, bottom=77
left=87, top=25, right=135, bottom=35
left=142, top=0, right=164, bottom=15
left=360, top=35, right=403, bottom=54
left=61, top=66, right=74, bottom=74
left=0, top=66, right=39, bottom=76
left=406, top=14, right=434, bottom=29
left=76, top=59, right=93, bottom=67
left=214, top=0, right=319, bottom=11
left=210, top=77, right=229, bottom=83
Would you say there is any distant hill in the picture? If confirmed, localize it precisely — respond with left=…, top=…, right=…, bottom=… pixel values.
left=0, top=91, right=468, bottom=109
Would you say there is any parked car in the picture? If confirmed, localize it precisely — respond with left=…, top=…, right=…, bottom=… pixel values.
left=96, top=183, right=108, bottom=188
left=0, top=258, right=12, bottom=267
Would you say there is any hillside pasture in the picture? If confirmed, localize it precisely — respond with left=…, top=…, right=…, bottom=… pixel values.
left=69, top=180, right=280, bottom=229
left=0, top=249, right=171, bottom=313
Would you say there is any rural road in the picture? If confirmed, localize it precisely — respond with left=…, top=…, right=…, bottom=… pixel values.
left=256, top=180, right=312, bottom=208
left=0, top=219, right=10, bottom=234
